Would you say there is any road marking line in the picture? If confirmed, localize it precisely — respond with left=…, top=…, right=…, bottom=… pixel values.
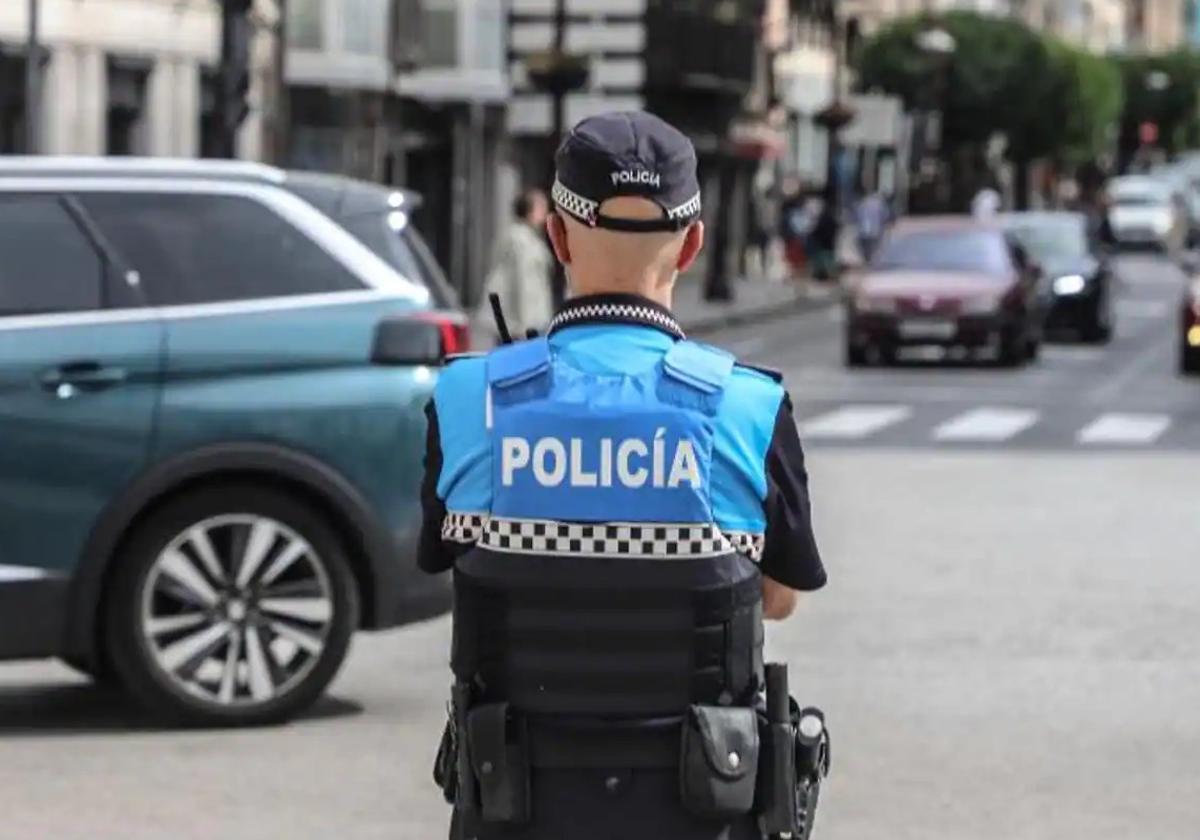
left=1115, top=300, right=1171, bottom=319
left=800, top=405, right=911, bottom=439
left=932, top=408, right=1039, bottom=442
left=1077, top=413, right=1172, bottom=445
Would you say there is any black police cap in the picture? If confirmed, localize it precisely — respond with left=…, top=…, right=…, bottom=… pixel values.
left=552, top=111, right=702, bottom=234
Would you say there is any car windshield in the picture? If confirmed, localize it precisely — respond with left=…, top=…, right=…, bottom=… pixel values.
left=1006, top=217, right=1088, bottom=261
left=873, top=229, right=1009, bottom=275
left=1111, top=180, right=1170, bottom=207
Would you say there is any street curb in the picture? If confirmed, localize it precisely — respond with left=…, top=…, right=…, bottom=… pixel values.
left=680, top=290, right=842, bottom=336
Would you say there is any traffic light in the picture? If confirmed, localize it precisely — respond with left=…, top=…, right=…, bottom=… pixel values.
left=218, top=0, right=253, bottom=157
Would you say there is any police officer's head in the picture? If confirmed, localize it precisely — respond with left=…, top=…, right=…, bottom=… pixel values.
left=546, top=112, right=704, bottom=306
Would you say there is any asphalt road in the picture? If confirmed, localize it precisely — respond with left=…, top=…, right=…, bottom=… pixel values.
left=2, top=254, right=1199, bottom=839
left=719, top=254, right=1200, bottom=450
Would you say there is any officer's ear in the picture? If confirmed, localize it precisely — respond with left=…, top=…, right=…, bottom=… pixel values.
left=546, top=212, right=572, bottom=265
left=676, top=221, right=705, bottom=273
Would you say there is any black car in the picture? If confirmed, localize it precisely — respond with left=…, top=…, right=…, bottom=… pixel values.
left=1002, top=212, right=1114, bottom=343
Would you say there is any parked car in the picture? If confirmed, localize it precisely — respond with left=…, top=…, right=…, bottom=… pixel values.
left=0, top=157, right=462, bottom=725
left=1148, top=164, right=1200, bottom=248
left=844, top=217, right=1043, bottom=367
left=1002, top=211, right=1114, bottom=343
left=1107, top=175, right=1185, bottom=253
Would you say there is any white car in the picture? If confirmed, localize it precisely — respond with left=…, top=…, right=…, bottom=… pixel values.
left=1107, top=176, right=1185, bottom=253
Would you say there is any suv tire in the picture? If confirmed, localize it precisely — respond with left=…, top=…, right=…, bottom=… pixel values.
left=105, top=484, right=359, bottom=726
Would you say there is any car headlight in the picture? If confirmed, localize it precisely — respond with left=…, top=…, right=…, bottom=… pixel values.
left=1052, top=274, right=1087, bottom=296
left=1153, top=214, right=1173, bottom=235
left=854, top=295, right=896, bottom=315
left=961, top=294, right=1000, bottom=315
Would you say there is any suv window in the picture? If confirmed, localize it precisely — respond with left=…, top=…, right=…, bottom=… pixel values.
left=339, top=212, right=457, bottom=308
left=0, top=196, right=103, bottom=315
left=78, top=192, right=365, bottom=306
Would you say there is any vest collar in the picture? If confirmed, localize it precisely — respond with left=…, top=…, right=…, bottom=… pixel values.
left=548, top=293, right=685, bottom=340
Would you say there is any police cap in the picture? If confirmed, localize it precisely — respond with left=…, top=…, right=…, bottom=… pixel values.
left=552, top=111, right=702, bottom=234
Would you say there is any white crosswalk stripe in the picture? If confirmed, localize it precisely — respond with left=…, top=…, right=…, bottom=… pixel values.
left=932, top=408, right=1040, bottom=443
left=800, top=405, right=911, bottom=439
left=1077, top=413, right=1172, bottom=445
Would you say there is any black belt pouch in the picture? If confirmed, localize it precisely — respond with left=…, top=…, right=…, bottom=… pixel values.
left=467, top=702, right=531, bottom=824
left=679, top=705, right=760, bottom=819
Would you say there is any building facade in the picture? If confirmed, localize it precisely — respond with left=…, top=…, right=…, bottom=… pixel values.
left=1125, top=0, right=1186, bottom=52
left=286, top=0, right=510, bottom=303
left=0, top=0, right=277, bottom=159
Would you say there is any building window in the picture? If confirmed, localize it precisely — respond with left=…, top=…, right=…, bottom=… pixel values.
left=423, top=0, right=459, bottom=68
left=342, top=0, right=387, bottom=54
left=290, top=0, right=325, bottom=49
left=106, top=57, right=149, bottom=156
left=472, top=0, right=505, bottom=72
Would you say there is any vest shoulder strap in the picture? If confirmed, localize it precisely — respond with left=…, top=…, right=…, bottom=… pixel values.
left=486, top=337, right=551, bottom=390
left=662, top=340, right=735, bottom=395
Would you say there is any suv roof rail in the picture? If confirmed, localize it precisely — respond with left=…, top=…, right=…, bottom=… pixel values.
left=0, top=156, right=287, bottom=184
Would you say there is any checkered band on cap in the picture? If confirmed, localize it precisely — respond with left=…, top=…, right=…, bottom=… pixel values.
left=548, top=302, right=684, bottom=338
left=551, top=179, right=599, bottom=225
left=667, top=192, right=702, bottom=221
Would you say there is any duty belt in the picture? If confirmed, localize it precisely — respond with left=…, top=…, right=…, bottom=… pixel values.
left=526, top=715, right=682, bottom=769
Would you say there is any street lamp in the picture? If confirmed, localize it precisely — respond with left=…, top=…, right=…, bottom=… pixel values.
left=911, top=25, right=957, bottom=213
left=814, top=6, right=855, bottom=220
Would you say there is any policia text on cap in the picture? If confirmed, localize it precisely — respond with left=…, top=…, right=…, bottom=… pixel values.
left=421, top=112, right=830, bottom=840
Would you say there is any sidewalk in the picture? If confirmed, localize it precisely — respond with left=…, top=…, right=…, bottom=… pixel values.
left=673, top=276, right=839, bottom=335
left=674, top=223, right=860, bottom=334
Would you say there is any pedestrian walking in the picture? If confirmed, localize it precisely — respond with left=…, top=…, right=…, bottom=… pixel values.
left=422, top=111, right=829, bottom=839
left=853, top=189, right=891, bottom=264
left=971, top=183, right=1002, bottom=220
left=478, top=189, right=555, bottom=341
left=779, top=177, right=812, bottom=281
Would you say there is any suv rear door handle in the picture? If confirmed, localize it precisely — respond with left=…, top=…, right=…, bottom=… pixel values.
left=40, top=362, right=128, bottom=396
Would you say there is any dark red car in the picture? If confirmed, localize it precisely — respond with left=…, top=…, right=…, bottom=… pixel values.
left=1181, top=275, right=1200, bottom=375
left=845, top=217, right=1045, bottom=367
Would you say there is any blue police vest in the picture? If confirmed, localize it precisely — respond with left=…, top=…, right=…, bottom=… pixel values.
left=435, top=329, right=782, bottom=717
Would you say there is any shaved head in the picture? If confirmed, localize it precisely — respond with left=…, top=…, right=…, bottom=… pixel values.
left=547, top=197, right=704, bottom=306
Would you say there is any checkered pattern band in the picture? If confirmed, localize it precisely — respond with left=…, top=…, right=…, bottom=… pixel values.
left=484, top=518, right=732, bottom=559
left=552, top=179, right=599, bottom=225
left=724, top=531, right=765, bottom=563
left=443, top=512, right=487, bottom=544
left=667, top=192, right=703, bottom=221
left=443, top=513, right=764, bottom=562
left=549, top=303, right=684, bottom=338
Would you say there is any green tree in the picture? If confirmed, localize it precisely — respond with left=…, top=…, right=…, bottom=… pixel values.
left=1115, top=51, right=1200, bottom=160
left=1042, top=40, right=1123, bottom=166
left=855, top=11, right=1056, bottom=152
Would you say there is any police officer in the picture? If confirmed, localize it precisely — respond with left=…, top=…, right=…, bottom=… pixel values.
left=420, top=111, right=827, bottom=840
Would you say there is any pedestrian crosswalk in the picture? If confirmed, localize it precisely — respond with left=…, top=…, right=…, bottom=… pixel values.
left=932, top=408, right=1039, bottom=443
left=797, top=404, right=1186, bottom=448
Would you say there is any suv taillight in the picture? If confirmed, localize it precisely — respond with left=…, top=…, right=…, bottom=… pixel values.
left=372, top=311, right=470, bottom=366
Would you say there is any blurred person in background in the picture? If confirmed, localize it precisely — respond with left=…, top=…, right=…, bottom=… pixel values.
left=808, top=195, right=839, bottom=283
left=779, top=176, right=812, bottom=281
left=479, top=189, right=555, bottom=341
left=971, top=180, right=1003, bottom=220
left=854, top=188, right=891, bottom=263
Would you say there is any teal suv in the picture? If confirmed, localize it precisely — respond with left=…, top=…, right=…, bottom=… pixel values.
left=0, top=158, right=464, bottom=725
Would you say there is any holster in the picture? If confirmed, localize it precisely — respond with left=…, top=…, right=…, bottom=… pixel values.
left=466, top=702, right=531, bottom=824
left=679, top=705, right=760, bottom=819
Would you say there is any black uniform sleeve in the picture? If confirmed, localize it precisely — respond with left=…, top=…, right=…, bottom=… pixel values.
left=759, top=394, right=826, bottom=591
left=417, top=401, right=455, bottom=574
